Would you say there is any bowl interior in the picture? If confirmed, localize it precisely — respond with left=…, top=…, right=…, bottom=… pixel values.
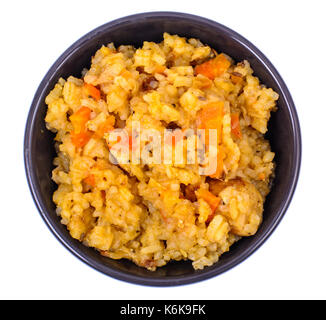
left=25, top=13, right=300, bottom=286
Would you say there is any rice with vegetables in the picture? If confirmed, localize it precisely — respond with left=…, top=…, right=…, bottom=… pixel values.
left=45, top=33, right=278, bottom=270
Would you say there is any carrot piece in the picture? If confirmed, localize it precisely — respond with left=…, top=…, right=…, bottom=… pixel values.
left=94, top=116, right=115, bottom=139
left=258, top=173, right=266, bottom=181
left=155, top=65, right=166, bottom=74
left=70, top=130, right=92, bottom=147
left=197, top=102, right=225, bottom=178
left=231, top=113, right=242, bottom=139
left=197, top=189, right=221, bottom=214
left=197, top=102, right=224, bottom=128
left=70, top=107, right=91, bottom=133
left=230, top=72, right=243, bottom=84
left=83, top=174, right=95, bottom=187
left=206, top=211, right=217, bottom=225
left=195, top=54, right=231, bottom=80
left=121, top=70, right=132, bottom=79
left=197, top=101, right=224, bottom=145
left=70, top=107, right=92, bottom=147
left=84, top=83, right=101, bottom=101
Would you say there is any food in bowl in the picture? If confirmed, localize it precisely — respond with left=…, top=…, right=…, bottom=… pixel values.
left=45, top=33, right=278, bottom=271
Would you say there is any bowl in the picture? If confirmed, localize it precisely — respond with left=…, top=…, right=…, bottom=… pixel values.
left=24, top=12, right=301, bottom=286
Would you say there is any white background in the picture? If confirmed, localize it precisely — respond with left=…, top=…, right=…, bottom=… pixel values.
left=1, top=0, right=325, bottom=300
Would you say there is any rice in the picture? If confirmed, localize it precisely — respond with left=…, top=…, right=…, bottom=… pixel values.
left=45, top=33, right=278, bottom=271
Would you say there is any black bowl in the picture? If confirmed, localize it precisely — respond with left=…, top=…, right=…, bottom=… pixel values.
left=24, top=12, right=301, bottom=286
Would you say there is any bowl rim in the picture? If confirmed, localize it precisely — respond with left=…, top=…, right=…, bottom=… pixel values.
left=24, top=11, right=302, bottom=287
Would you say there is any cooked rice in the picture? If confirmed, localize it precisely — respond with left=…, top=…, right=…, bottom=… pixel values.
left=45, top=33, right=278, bottom=270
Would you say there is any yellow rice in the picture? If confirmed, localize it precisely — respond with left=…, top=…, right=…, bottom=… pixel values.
left=45, top=33, right=278, bottom=270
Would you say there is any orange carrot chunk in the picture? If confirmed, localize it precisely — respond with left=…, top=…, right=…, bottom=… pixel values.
left=197, top=189, right=221, bottom=214
left=83, top=174, right=95, bottom=187
left=258, top=173, right=266, bottom=181
left=70, top=106, right=92, bottom=147
left=70, top=107, right=91, bottom=133
left=196, top=101, right=224, bottom=145
left=196, top=102, right=225, bottom=178
left=155, top=65, right=166, bottom=74
left=230, top=72, right=243, bottom=85
left=231, top=113, right=242, bottom=139
left=84, top=83, right=101, bottom=101
left=70, top=130, right=92, bottom=148
left=195, top=54, right=231, bottom=80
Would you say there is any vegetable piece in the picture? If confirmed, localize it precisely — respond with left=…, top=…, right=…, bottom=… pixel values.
left=121, top=70, right=132, bottom=79
left=155, top=65, right=166, bottom=74
left=83, top=174, right=95, bottom=187
left=84, top=83, right=101, bottom=101
left=69, top=107, right=92, bottom=147
left=230, top=72, right=243, bottom=85
left=70, top=130, right=92, bottom=148
left=195, top=54, right=231, bottom=80
left=197, top=102, right=225, bottom=178
left=197, top=189, right=221, bottom=214
left=258, top=173, right=265, bottom=181
left=206, top=212, right=216, bottom=225
left=196, top=101, right=224, bottom=144
left=231, top=113, right=242, bottom=139
left=70, top=107, right=91, bottom=133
